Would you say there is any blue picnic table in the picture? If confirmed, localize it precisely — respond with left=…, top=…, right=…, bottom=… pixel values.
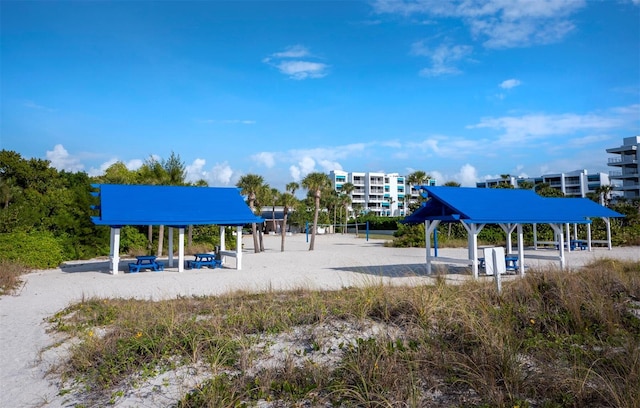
left=128, top=255, right=164, bottom=273
left=505, top=254, right=519, bottom=271
left=570, top=239, right=588, bottom=250
left=186, top=253, right=222, bottom=269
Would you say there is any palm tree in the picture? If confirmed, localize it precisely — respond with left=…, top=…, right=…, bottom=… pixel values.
left=595, top=184, right=615, bottom=206
left=286, top=182, right=300, bottom=195
left=236, top=173, right=264, bottom=253
left=340, top=182, right=355, bottom=234
left=279, top=191, right=298, bottom=252
left=268, top=187, right=279, bottom=233
left=406, top=170, right=431, bottom=212
left=254, top=184, right=274, bottom=252
left=443, top=181, right=461, bottom=187
left=302, top=172, right=331, bottom=250
left=339, top=193, right=352, bottom=234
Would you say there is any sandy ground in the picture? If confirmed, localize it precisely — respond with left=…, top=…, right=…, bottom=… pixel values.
left=1, top=232, right=639, bottom=407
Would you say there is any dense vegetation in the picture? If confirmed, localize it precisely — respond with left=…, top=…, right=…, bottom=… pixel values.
left=49, top=259, right=640, bottom=407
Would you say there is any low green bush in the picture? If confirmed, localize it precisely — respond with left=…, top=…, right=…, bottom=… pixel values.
left=0, top=231, right=64, bottom=268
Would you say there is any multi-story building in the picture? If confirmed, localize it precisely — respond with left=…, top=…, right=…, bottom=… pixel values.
left=476, top=169, right=610, bottom=198
left=329, top=171, right=432, bottom=217
left=607, top=136, right=640, bottom=200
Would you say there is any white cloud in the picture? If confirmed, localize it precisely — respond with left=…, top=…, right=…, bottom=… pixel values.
left=412, top=39, right=473, bottom=77
left=289, top=156, right=316, bottom=181
left=318, top=159, right=342, bottom=172
left=455, top=163, right=478, bottom=186
left=265, top=46, right=329, bottom=80
left=126, top=159, right=144, bottom=170
left=274, top=61, right=329, bottom=80
left=373, top=0, right=586, bottom=48
left=499, top=78, right=521, bottom=89
left=46, top=144, right=84, bottom=172
left=185, top=158, right=208, bottom=183
left=252, top=152, right=276, bottom=168
left=289, top=165, right=301, bottom=181
left=271, top=45, right=311, bottom=59
left=210, top=162, right=234, bottom=185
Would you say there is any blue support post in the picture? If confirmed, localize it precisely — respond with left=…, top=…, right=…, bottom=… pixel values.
left=434, top=227, right=439, bottom=257
left=366, top=221, right=369, bottom=241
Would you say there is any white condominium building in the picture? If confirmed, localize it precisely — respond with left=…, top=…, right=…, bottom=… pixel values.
left=607, top=136, right=640, bottom=200
left=329, top=170, right=434, bottom=217
left=476, top=169, right=610, bottom=198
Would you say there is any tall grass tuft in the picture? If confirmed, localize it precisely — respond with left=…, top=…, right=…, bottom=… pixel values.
left=0, top=259, right=29, bottom=295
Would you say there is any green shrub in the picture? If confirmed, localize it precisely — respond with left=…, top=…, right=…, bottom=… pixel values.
left=119, top=226, right=149, bottom=254
left=0, top=231, right=64, bottom=268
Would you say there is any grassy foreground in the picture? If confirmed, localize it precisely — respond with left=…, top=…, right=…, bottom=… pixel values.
left=49, top=260, right=639, bottom=407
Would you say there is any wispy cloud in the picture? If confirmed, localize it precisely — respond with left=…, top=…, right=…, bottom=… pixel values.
left=24, top=100, right=55, bottom=111
left=373, top=0, right=586, bottom=48
left=411, top=39, right=473, bottom=77
left=271, top=45, right=311, bottom=59
left=499, top=78, right=521, bottom=89
left=468, top=110, right=626, bottom=144
left=264, top=45, right=330, bottom=80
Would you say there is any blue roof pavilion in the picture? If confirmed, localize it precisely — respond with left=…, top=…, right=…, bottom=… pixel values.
left=91, top=184, right=263, bottom=274
left=403, top=186, right=624, bottom=278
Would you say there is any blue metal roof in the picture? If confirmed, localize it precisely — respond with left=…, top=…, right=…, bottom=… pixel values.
left=403, top=186, right=623, bottom=225
left=91, top=184, right=263, bottom=226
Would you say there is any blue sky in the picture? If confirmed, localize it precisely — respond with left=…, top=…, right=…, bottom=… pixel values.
left=1, top=0, right=639, bottom=189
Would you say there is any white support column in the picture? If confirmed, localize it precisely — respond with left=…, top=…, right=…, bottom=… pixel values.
left=178, top=227, right=185, bottom=272
left=220, top=226, right=226, bottom=251
left=573, top=223, right=578, bottom=241
left=533, top=223, right=538, bottom=250
left=517, top=224, right=525, bottom=276
left=462, top=223, right=484, bottom=279
left=604, top=217, right=612, bottom=250
left=423, top=220, right=441, bottom=275
left=587, top=222, right=592, bottom=251
left=499, top=223, right=516, bottom=254
left=565, top=223, right=571, bottom=251
left=110, top=227, right=121, bottom=275
left=236, top=225, right=243, bottom=270
left=550, top=223, right=566, bottom=270
left=168, top=227, right=174, bottom=267
left=425, top=220, right=431, bottom=274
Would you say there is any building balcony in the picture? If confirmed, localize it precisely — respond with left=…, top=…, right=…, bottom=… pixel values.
left=610, top=171, right=640, bottom=178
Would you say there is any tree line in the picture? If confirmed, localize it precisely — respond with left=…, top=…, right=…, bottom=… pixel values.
left=2, top=149, right=638, bottom=269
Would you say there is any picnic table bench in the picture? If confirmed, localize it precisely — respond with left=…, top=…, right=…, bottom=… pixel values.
left=129, top=255, right=164, bottom=273
left=186, top=253, right=222, bottom=269
left=570, top=239, right=588, bottom=250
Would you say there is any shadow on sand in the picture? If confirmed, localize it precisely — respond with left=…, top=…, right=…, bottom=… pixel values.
left=332, top=263, right=472, bottom=278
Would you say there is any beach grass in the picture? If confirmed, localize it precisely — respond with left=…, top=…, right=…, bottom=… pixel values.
left=48, top=259, right=640, bottom=407
left=0, top=259, right=29, bottom=296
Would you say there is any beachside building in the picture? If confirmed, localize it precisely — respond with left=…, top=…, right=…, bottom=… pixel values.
left=329, top=170, right=430, bottom=217
left=476, top=170, right=610, bottom=198
left=607, top=136, right=640, bottom=200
